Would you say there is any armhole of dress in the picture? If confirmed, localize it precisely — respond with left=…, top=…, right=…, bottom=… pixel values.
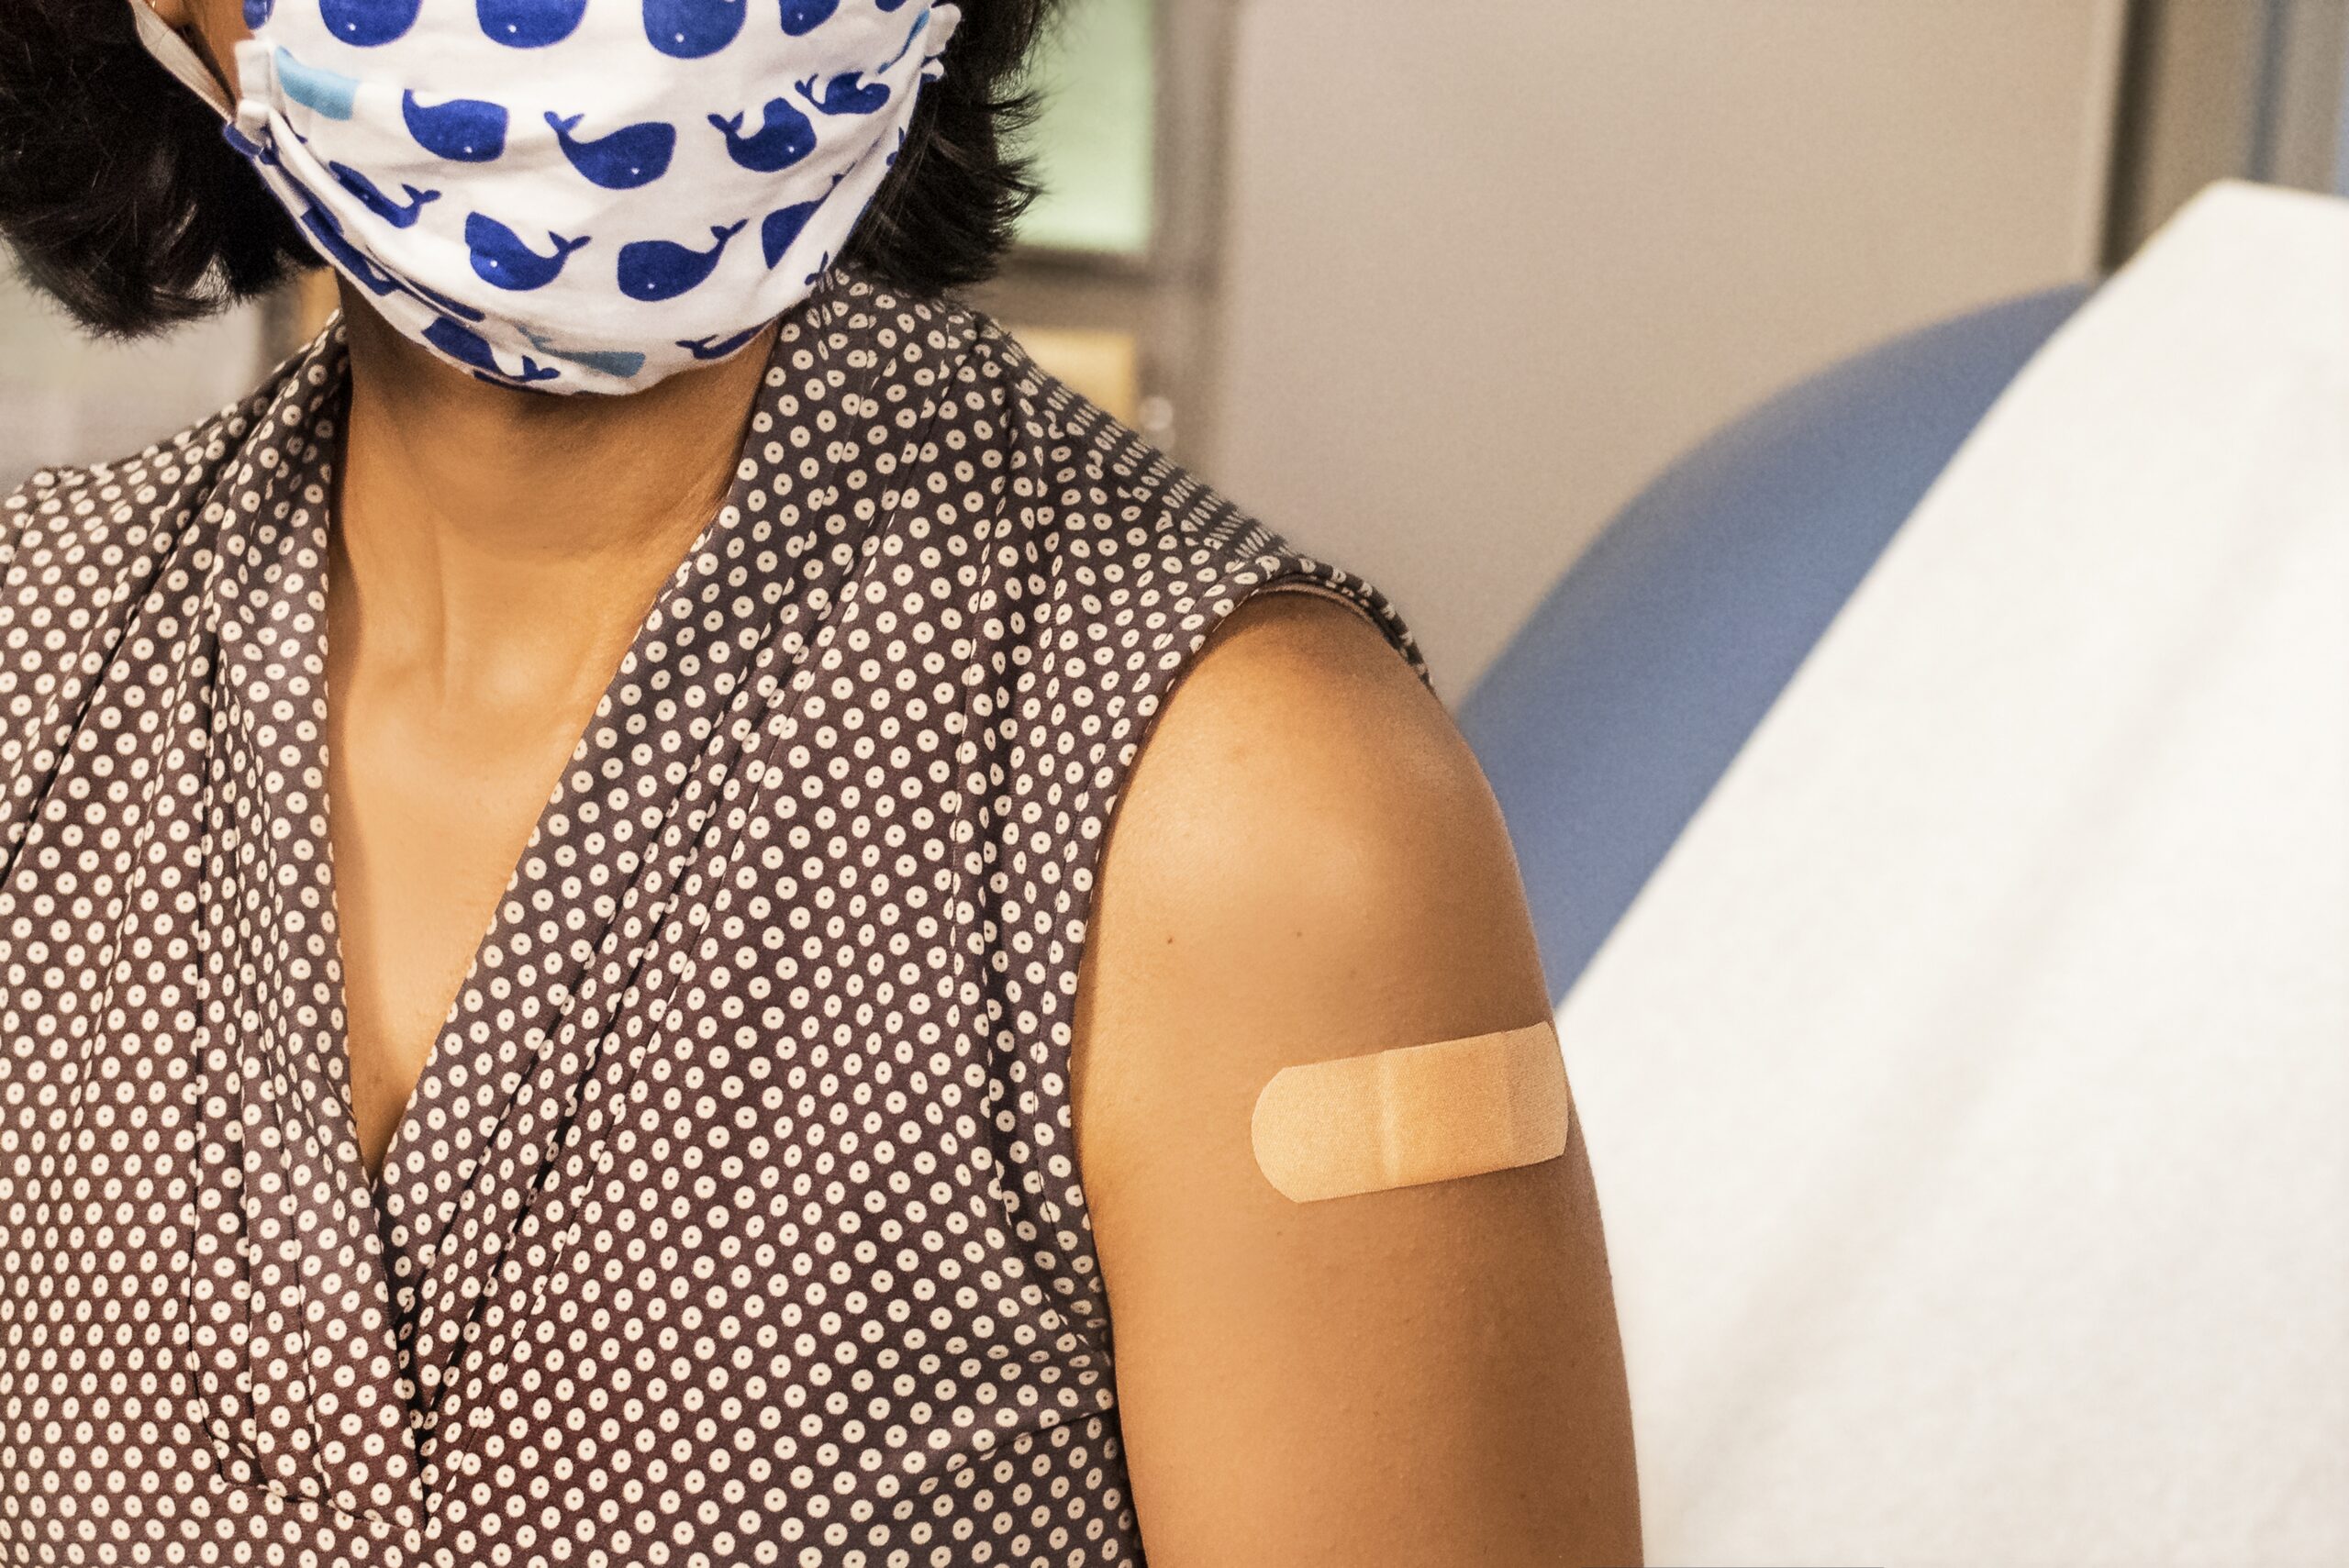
left=1233, top=573, right=1436, bottom=696
left=1043, top=558, right=1428, bottom=1357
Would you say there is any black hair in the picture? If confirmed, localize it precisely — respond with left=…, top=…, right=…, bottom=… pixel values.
left=0, top=0, right=1058, bottom=339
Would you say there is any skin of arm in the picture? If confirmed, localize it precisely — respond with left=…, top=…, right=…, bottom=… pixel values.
left=1070, top=589, right=1642, bottom=1567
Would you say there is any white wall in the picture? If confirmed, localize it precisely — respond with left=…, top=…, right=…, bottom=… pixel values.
left=1207, top=0, right=2129, bottom=698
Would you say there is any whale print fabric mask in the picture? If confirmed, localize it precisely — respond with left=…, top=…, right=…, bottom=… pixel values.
left=129, top=0, right=960, bottom=394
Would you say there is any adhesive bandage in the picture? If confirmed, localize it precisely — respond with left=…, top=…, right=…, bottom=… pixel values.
left=1249, top=1021, right=1572, bottom=1203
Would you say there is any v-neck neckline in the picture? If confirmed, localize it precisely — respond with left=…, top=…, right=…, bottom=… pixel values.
left=318, top=278, right=861, bottom=1204
left=323, top=361, right=776, bottom=1207
left=183, top=269, right=914, bottom=1526
left=317, top=384, right=756, bottom=1207
left=329, top=289, right=834, bottom=1323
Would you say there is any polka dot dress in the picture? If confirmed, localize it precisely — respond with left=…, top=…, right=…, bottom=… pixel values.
left=0, top=265, right=1426, bottom=1565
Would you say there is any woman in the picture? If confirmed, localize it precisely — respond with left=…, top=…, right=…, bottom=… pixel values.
left=0, top=2, right=1640, bottom=1563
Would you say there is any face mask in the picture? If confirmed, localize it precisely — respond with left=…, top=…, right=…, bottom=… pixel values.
left=128, top=0, right=959, bottom=395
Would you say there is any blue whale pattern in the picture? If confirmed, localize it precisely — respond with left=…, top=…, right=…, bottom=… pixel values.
left=329, top=161, right=440, bottom=228
left=274, top=49, right=361, bottom=119
left=678, top=325, right=767, bottom=360
left=464, top=214, right=591, bottom=291
left=522, top=327, right=651, bottom=381
left=319, top=0, right=422, bottom=46
left=796, top=68, right=889, bottom=116
left=243, top=0, right=275, bottom=24
left=425, top=317, right=560, bottom=384
left=298, top=203, right=402, bottom=295
left=617, top=221, right=746, bottom=302
left=709, top=98, right=816, bottom=172
left=643, top=0, right=746, bottom=58
left=759, top=177, right=838, bottom=266
left=794, top=8, right=929, bottom=114
left=777, top=0, right=838, bottom=33
left=477, top=0, right=588, bottom=47
left=547, top=113, right=676, bottom=189
left=404, top=92, right=508, bottom=161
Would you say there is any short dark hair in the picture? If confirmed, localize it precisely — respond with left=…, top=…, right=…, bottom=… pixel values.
left=0, top=0, right=1057, bottom=339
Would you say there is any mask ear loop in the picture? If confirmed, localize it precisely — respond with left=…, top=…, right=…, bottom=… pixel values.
left=123, top=0, right=235, bottom=122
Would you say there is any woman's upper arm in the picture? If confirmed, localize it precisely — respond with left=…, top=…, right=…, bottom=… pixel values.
left=1070, top=588, right=1642, bottom=1568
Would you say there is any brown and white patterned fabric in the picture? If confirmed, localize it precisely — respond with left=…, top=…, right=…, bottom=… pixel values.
left=0, top=265, right=1425, bottom=1565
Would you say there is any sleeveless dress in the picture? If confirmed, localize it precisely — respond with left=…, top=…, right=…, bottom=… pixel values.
left=0, top=265, right=1427, bottom=1566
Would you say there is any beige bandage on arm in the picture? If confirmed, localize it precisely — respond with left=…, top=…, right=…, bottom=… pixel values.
left=1250, top=1021, right=1572, bottom=1203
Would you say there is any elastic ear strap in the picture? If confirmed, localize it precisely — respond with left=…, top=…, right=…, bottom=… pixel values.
left=125, top=0, right=234, bottom=121
left=1251, top=1021, right=1572, bottom=1203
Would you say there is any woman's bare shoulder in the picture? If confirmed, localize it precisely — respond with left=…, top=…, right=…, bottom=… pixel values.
left=1069, top=587, right=1641, bottom=1567
left=1072, top=583, right=1553, bottom=1195
left=1074, top=584, right=1543, bottom=1089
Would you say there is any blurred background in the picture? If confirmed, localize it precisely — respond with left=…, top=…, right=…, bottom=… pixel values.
left=6, top=0, right=2345, bottom=702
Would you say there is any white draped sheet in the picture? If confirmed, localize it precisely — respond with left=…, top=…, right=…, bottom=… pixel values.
left=1556, top=180, right=2349, bottom=1567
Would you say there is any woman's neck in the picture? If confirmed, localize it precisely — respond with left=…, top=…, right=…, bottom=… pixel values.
left=328, top=283, right=780, bottom=709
